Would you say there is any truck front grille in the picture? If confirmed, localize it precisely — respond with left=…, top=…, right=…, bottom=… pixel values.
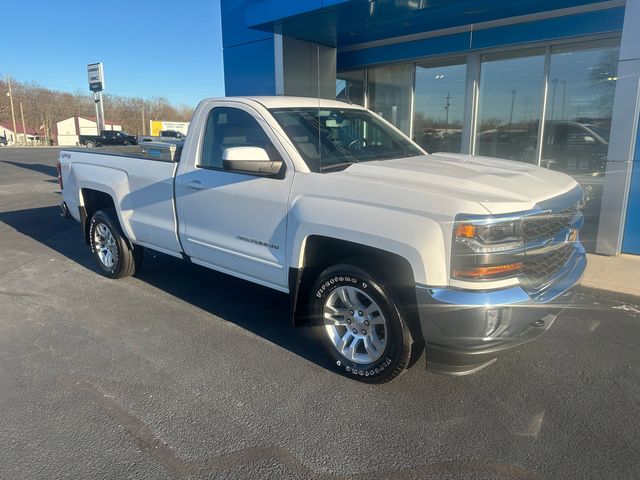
left=519, top=195, right=581, bottom=291
left=522, top=205, right=578, bottom=243
left=520, top=243, right=575, bottom=290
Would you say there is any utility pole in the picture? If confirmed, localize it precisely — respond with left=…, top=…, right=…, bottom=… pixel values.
left=141, top=107, right=146, bottom=135
left=7, top=78, right=18, bottom=146
left=444, top=92, right=451, bottom=133
left=19, top=102, right=27, bottom=145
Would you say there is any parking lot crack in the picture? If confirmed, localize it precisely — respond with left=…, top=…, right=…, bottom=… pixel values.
left=61, top=378, right=544, bottom=480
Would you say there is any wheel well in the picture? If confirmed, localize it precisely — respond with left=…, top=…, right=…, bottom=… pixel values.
left=292, top=235, right=419, bottom=326
left=80, top=188, right=116, bottom=244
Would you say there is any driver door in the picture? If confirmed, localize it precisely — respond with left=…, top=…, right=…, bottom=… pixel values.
left=175, top=104, right=293, bottom=291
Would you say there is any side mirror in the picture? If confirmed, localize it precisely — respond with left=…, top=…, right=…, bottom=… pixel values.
left=222, top=147, right=283, bottom=176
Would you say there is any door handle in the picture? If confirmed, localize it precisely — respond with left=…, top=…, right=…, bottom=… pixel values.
left=186, top=180, right=205, bottom=190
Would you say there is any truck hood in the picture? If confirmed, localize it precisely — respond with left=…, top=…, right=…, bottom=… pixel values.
left=337, top=153, right=579, bottom=214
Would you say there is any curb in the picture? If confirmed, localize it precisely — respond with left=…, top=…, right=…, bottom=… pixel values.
left=577, top=285, right=640, bottom=305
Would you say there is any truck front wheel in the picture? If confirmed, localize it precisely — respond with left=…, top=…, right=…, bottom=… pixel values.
left=89, top=209, right=143, bottom=279
left=310, top=264, right=412, bottom=383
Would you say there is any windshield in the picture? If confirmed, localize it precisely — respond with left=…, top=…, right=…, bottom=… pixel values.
left=270, top=108, right=424, bottom=172
left=585, top=124, right=609, bottom=143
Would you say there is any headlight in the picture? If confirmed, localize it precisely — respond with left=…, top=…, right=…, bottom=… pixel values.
left=452, top=216, right=524, bottom=281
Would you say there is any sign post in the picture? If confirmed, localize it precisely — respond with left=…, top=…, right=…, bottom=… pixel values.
left=87, top=63, right=106, bottom=133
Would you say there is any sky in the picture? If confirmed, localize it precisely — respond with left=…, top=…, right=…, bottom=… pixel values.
left=0, top=0, right=225, bottom=108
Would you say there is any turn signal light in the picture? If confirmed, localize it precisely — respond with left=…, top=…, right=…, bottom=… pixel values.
left=453, top=262, right=523, bottom=279
left=455, top=223, right=476, bottom=238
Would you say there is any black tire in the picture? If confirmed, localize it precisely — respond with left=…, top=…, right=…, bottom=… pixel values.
left=88, top=209, right=143, bottom=279
left=310, top=263, right=412, bottom=383
left=85, top=140, right=96, bottom=149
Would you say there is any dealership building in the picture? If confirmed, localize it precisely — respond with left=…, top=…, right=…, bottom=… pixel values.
left=221, top=0, right=640, bottom=256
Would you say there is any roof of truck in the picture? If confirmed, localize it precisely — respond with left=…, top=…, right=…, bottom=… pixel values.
left=209, top=96, right=366, bottom=109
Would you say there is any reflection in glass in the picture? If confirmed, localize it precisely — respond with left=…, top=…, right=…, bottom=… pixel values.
left=475, top=52, right=545, bottom=162
left=368, top=64, right=413, bottom=134
left=413, top=62, right=466, bottom=153
left=336, top=70, right=365, bottom=106
left=542, top=43, right=620, bottom=251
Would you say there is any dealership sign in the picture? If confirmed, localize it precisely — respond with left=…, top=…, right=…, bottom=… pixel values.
left=87, top=63, right=104, bottom=92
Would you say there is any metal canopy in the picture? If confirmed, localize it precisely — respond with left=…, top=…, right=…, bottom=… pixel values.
left=247, top=0, right=616, bottom=48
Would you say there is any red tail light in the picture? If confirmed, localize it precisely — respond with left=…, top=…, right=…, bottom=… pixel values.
left=56, top=161, right=63, bottom=190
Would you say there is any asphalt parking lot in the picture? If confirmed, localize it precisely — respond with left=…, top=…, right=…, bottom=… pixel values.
left=1, top=147, right=640, bottom=479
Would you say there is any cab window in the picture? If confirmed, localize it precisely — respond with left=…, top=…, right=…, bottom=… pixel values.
left=201, top=107, right=280, bottom=169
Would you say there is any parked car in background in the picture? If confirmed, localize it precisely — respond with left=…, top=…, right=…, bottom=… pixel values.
left=79, top=130, right=138, bottom=148
left=137, top=130, right=186, bottom=143
left=540, top=121, right=608, bottom=175
left=58, top=96, right=586, bottom=384
left=0, top=136, right=7, bottom=146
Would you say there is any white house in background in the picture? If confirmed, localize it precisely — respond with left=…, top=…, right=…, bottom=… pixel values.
left=0, top=122, right=42, bottom=145
left=55, top=116, right=122, bottom=146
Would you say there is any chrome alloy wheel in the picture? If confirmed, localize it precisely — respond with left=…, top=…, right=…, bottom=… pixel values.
left=323, top=286, right=387, bottom=364
left=93, top=223, right=118, bottom=269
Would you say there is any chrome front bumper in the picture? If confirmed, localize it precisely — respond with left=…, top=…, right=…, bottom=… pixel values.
left=416, top=244, right=586, bottom=376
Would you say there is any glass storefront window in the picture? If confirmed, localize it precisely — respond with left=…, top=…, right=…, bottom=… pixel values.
left=368, top=64, right=413, bottom=135
left=475, top=51, right=545, bottom=162
left=336, top=70, right=365, bottom=106
left=542, top=42, right=620, bottom=251
left=413, top=62, right=466, bottom=153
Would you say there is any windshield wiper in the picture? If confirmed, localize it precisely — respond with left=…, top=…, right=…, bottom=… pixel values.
left=320, top=161, right=358, bottom=172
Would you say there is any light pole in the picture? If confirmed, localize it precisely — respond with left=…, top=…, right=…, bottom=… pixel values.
left=550, top=78, right=558, bottom=120
left=560, top=80, right=567, bottom=121
left=508, top=89, right=516, bottom=131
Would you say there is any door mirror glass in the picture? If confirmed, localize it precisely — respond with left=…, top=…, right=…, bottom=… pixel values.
left=222, top=147, right=283, bottom=176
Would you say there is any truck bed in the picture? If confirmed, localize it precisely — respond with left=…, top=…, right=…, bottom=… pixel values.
left=60, top=144, right=183, bottom=257
left=64, top=142, right=182, bottom=163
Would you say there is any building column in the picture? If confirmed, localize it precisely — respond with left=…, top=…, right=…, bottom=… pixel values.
left=596, top=1, right=640, bottom=255
left=275, top=35, right=337, bottom=99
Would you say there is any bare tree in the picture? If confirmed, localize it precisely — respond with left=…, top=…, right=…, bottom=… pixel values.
left=0, top=76, right=194, bottom=141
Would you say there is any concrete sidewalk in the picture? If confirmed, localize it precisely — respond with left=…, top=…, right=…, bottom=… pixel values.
left=581, top=253, right=640, bottom=303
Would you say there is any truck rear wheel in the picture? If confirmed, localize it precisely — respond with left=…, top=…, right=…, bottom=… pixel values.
left=310, top=264, right=412, bottom=383
left=85, top=140, right=96, bottom=148
left=89, top=209, right=142, bottom=279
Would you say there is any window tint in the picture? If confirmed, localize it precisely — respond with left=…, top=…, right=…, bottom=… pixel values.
left=201, top=107, right=280, bottom=169
left=413, top=62, right=466, bottom=153
left=336, top=69, right=365, bottom=106
left=541, top=43, right=619, bottom=252
left=367, top=64, right=413, bottom=135
left=475, top=51, right=545, bottom=162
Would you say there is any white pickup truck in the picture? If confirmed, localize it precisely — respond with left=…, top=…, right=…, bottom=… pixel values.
left=58, top=96, right=586, bottom=383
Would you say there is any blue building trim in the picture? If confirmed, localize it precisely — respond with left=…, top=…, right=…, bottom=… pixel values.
left=247, top=0, right=619, bottom=49
left=246, top=0, right=348, bottom=29
left=223, top=38, right=277, bottom=96
left=338, top=33, right=472, bottom=71
left=622, top=113, right=640, bottom=254
left=337, top=7, right=624, bottom=70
